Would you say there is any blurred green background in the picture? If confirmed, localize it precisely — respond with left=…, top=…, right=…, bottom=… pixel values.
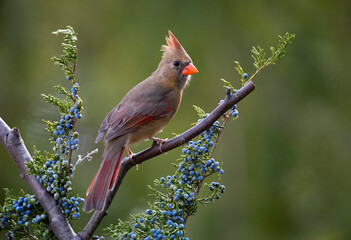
left=1, top=0, right=351, bottom=239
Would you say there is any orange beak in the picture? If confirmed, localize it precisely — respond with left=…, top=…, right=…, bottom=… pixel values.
left=182, top=63, right=198, bottom=75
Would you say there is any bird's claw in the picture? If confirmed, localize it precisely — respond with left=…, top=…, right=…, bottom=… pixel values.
left=128, top=145, right=138, bottom=170
left=151, top=137, right=168, bottom=153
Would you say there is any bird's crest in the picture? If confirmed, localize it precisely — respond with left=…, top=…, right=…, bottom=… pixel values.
left=161, top=30, right=190, bottom=62
left=162, top=31, right=186, bottom=53
left=166, top=31, right=182, bottom=50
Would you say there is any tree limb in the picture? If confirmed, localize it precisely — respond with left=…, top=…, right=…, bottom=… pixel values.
left=80, top=81, right=256, bottom=239
left=0, top=118, right=78, bottom=240
left=1, top=81, right=255, bottom=240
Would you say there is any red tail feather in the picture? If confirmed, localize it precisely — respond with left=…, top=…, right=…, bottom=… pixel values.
left=83, top=139, right=126, bottom=212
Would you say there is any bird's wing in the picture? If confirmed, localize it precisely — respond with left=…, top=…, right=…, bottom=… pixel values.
left=96, top=100, right=173, bottom=142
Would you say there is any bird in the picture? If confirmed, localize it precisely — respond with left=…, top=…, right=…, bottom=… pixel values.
left=83, top=30, right=198, bottom=212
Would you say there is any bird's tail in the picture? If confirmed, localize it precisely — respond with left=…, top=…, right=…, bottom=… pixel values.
left=83, top=138, right=126, bottom=212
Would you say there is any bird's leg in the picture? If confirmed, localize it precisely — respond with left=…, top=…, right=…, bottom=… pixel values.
left=151, top=137, right=168, bottom=153
left=128, top=145, right=138, bottom=170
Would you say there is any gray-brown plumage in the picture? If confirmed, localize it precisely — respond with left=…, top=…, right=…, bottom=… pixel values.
left=83, top=31, right=198, bottom=212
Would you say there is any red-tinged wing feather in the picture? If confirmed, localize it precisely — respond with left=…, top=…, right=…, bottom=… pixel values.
left=103, top=100, right=173, bottom=141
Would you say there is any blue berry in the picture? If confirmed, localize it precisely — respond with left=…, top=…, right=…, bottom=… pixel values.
left=243, top=73, right=248, bottom=78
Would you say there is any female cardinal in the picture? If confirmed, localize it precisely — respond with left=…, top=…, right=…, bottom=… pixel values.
left=83, top=31, right=198, bottom=212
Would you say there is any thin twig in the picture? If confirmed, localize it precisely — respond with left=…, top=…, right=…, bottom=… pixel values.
left=75, top=148, right=99, bottom=169
left=18, top=230, right=38, bottom=240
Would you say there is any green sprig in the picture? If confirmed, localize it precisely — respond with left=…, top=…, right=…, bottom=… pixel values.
left=193, top=105, right=207, bottom=119
left=53, top=85, right=74, bottom=100
left=221, top=78, right=236, bottom=94
left=41, top=93, right=71, bottom=114
left=234, top=32, right=295, bottom=86
left=51, top=26, right=78, bottom=80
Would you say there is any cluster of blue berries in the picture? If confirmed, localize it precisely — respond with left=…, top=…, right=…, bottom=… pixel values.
left=0, top=193, right=53, bottom=239
left=208, top=182, right=225, bottom=200
left=50, top=79, right=82, bottom=155
left=231, top=104, right=238, bottom=117
left=32, top=152, right=84, bottom=220
left=58, top=196, right=83, bottom=219
left=219, top=91, right=239, bottom=118
left=70, top=83, right=81, bottom=106
left=1, top=195, right=39, bottom=228
left=114, top=207, right=189, bottom=240
left=178, top=120, right=224, bottom=178
left=53, top=125, right=79, bottom=155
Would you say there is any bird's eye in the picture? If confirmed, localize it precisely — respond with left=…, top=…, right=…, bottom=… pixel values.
left=173, top=61, right=180, bottom=67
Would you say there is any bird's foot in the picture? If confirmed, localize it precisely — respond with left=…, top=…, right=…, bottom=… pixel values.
left=128, top=145, right=138, bottom=170
left=151, top=137, right=168, bottom=153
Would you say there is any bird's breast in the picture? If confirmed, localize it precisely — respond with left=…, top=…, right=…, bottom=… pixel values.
left=129, top=115, right=172, bottom=144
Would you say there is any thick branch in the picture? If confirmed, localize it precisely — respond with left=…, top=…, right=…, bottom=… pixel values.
left=0, top=81, right=255, bottom=240
left=0, top=118, right=77, bottom=240
left=80, top=81, right=256, bottom=239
